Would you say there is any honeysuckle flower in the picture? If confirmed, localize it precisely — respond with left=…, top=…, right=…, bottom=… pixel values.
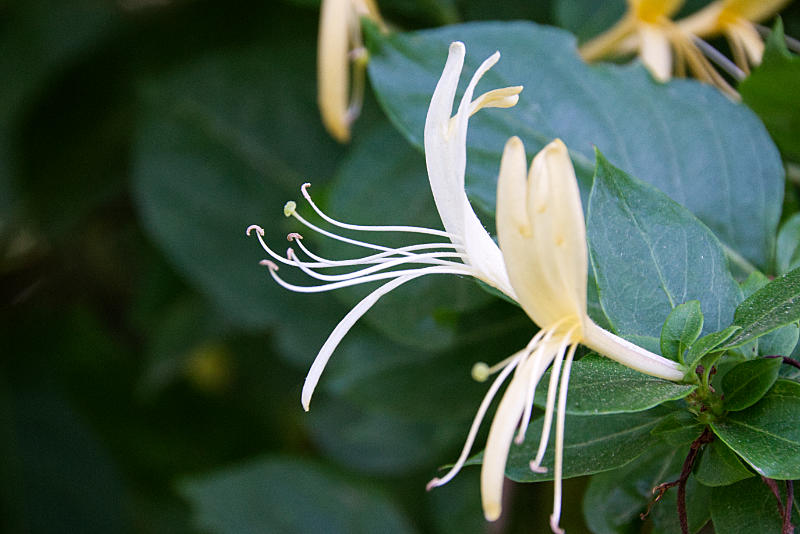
left=317, top=0, right=385, bottom=142
left=247, top=42, right=522, bottom=410
left=579, top=0, right=737, bottom=95
left=677, top=0, right=791, bottom=73
left=580, top=0, right=687, bottom=81
left=425, top=137, right=687, bottom=532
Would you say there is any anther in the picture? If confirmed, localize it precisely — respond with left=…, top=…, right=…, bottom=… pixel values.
left=246, top=225, right=265, bottom=236
left=259, top=259, right=279, bottom=271
left=529, top=461, right=548, bottom=473
left=287, top=232, right=303, bottom=242
left=284, top=201, right=297, bottom=217
left=425, top=478, right=442, bottom=491
left=471, top=362, right=491, bottom=382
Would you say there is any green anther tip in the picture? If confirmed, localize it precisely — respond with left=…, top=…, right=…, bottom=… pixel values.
left=284, top=201, right=297, bottom=217
left=471, top=362, right=490, bottom=382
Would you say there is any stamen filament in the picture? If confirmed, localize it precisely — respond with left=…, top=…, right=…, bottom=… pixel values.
left=549, top=343, right=577, bottom=534
left=265, top=263, right=474, bottom=294
left=286, top=247, right=467, bottom=282
left=301, top=183, right=455, bottom=238
left=426, top=350, right=525, bottom=490
left=291, top=236, right=464, bottom=268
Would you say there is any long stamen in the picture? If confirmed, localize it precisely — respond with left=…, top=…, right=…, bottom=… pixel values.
left=549, top=343, right=578, bottom=534
left=692, top=36, right=746, bottom=80
left=247, top=225, right=310, bottom=269
left=518, top=326, right=577, bottom=449
left=426, top=350, right=525, bottom=490
left=263, top=262, right=473, bottom=294
left=302, top=270, right=436, bottom=411
left=291, top=234, right=464, bottom=268
left=301, top=183, right=455, bottom=238
left=286, top=247, right=467, bottom=282
left=472, top=327, right=549, bottom=382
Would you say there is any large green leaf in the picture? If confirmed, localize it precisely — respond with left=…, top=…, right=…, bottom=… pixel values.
left=494, top=409, right=669, bottom=482
left=587, top=153, right=741, bottom=341
left=740, top=20, right=800, bottom=162
left=711, top=380, right=800, bottom=479
left=180, top=457, right=416, bottom=534
left=365, top=21, right=783, bottom=268
left=723, top=266, right=800, bottom=349
left=533, top=354, right=696, bottom=415
left=711, top=477, right=791, bottom=534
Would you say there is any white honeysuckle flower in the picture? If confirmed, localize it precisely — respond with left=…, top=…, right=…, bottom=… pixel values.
left=247, top=41, right=522, bottom=411
left=317, top=0, right=384, bottom=142
left=426, top=137, right=687, bottom=533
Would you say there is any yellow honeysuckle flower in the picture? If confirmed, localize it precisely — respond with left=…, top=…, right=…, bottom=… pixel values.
left=580, top=0, right=686, bottom=81
left=317, top=0, right=384, bottom=142
left=678, top=0, right=791, bottom=73
left=579, top=0, right=738, bottom=95
left=427, top=137, right=686, bottom=532
left=248, top=42, right=521, bottom=410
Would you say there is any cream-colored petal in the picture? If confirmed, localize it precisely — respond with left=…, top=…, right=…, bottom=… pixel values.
left=639, top=23, right=673, bottom=81
left=317, top=0, right=354, bottom=142
left=497, top=138, right=586, bottom=329
left=424, top=43, right=516, bottom=297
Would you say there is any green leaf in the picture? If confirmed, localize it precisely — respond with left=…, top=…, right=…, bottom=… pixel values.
left=181, top=457, right=416, bottom=534
left=651, top=411, right=706, bottom=447
left=721, top=357, right=783, bottom=411
left=711, top=477, right=788, bottom=534
left=365, top=21, right=784, bottom=268
left=740, top=19, right=800, bottom=162
left=533, top=354, right=696, bottom=415
left=687, top=326, right=740, bottom=366
left=661, top=301, right=704, bottom=363
left=723, top=267, right=800, bottom=349
left=694, top=440, right=754, bottom=487
left=711, top=380, right=800, bottom=479
left=587, top=152, right=741, bottom=341
left=776, top=213, right=800, bottom=274
left=502, top=409, right=670, bottom=482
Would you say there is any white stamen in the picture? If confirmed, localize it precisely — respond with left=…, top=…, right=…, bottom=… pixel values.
left=265, top=263, right=473, bottom=294
left=426, top=349, right=525, bottom=490
left=549, top=343, right=577, bottom=534
left=301, top=267, right=460, bottom=410
left=286, top=247, right=466, bottom=282
left=301, top=183, right=455, bottom=238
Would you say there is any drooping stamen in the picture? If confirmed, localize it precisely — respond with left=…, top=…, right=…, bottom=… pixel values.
left=517, top=326, right=577, bottom=448
left=471, top=327, right=548, bottom=383
left=301, top=183, right=455, bottom=238
left=549, top=342, right=578, bottom=534
left=301, top=265, right=468, bottom=410
left=426, top=348, right=526, bottom=491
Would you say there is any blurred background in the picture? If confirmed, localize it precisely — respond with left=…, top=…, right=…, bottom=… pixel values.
left=2, top=1, right=798, bottom=533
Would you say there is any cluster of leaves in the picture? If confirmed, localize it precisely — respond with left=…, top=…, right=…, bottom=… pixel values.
left=1, top=1, right=799, bottom=533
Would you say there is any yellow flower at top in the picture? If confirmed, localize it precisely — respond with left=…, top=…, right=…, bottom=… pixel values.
left=317, top=0, right=385, bottom=142
left=678, top=0, right=791, bottom=73
left=580, top=0, right=686, bottom=81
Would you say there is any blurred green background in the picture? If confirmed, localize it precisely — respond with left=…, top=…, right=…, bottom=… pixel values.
left=3, top=1, right=798, bottom=533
